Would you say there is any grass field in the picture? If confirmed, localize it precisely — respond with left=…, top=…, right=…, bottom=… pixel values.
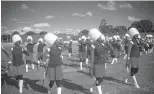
left=1, top=43, right=154, bottom=94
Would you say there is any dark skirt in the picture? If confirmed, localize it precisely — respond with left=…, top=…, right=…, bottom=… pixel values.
left=92, top=63, right=105, bottom=78
left=7, top=64, right=26, bottom=77
left=46, top=66, right=63, bottom=80
left=37, top=52, right=43, bottom=60
left=79, top=52, right=87, bottom=60
left=25, top=53, right=33, bottom=61
left=124, top=46, right=129, bottom=54
left=68, top=48, right=72, bottom=53
left=111, top=50, right=120, bottom=58
left=129, top=57, right=139, bottom=68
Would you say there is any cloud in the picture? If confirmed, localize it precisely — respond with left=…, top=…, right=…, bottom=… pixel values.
left=22, top=27, right=32, bottom=32
left=33, top=23, right=51, bottom=28
left=66, top=28, right=73, bottom=31
left=98, top=1, right=116, bottom=11
left=12, top=18, right=24, bottom=23
left=86, top=12, right=93, bottom=17
left=20, top=4, right=35, bottom=12
left=20, top=4, right=29, bottom=10
left=120, top=3, right=133, bottom=8
left=72, top=13, right=86, bottom=17
left=128, top=16, right=141, bottom=22
left=45, top=15, right=55, bottom=19
left=72, top=12, right=93, bottom=17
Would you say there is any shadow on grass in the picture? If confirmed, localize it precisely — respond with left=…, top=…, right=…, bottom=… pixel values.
left=63, top=63, right=79, bottom=69
left=24, top=78, right=47, bottom=93
left=62, top=79, right=91, bottom=94
left=77, top=71, right=132, bottom=86
left=1, top=74, right=18, bottom=89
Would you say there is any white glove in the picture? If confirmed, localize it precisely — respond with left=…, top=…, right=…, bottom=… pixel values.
left=8, top=61, right=12, bottom=64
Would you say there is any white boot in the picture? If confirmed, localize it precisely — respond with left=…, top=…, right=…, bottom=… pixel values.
left=26, top=65, right=28, bottom=72
left=111, top=58, right=115, bottom=64
left=105, top=63, right=107, bottom=69
left=57, top=87, right=62, bottom=94
left=132, top=76, right=140, bottom=88
left=69, top=53, right=71, bottom=57
left=80, top=62, right=83, bottom=70
left=86, top=58, right=89, bottom=65
left=31, top=64, right=34, bottom=70
left=124, top=54, right=127, bottom=59
left=96, top=85, right=102, bottom=94
left=48, top=88, right=52, bottom=94
left=90, top=87, right=93, bottom=93
left=19, top=80, right=23, bottom=93
left=115, top=58, right=118, bottom=63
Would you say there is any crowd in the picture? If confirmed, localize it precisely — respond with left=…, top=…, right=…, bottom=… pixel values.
left=1, top=26, right=154, bottom=94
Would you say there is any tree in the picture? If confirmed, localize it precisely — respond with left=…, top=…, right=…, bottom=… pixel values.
left=39, top=31, right=47, bottom=35
left=131, top=20, right=153, bottom=33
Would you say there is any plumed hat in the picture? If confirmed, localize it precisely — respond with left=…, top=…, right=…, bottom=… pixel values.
left=27, top=36, right=33, bottom=41
left=44, top=33, right=58, bottom=47
left=128, top=27, right=140, bottom=38
left=38, top=38, right=43, bottom=42
left=12, top=34, right=22, bottom=43
left=88, top=28, right=103, bottom=41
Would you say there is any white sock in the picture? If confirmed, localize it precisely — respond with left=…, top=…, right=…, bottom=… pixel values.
left=31, top=64, right=34, bottom=70
left=132, top=76, right=140, bottom=88
left=19, top=80, right=23, bottom=93
left=115, top=58, right=118, bottom=63
left=97, top=85, right=102, bottom=94
left=26, top=65, right=28, bottom=72
left=105, top=63, right=107, bottom=69
left=57, top=87, right=62, bottom=94
left=69, top=53, right=71, bottom=57
left=80, top=62, right=83, bottom=70
left=124, top=54, right=127, bottom=59
left=86, top=58, right=89, bottom=64
left=111, top=58, right=115, bottom=64
left=90, top=87, right=93, bottom=92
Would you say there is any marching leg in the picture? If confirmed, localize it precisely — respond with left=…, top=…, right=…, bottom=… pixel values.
left=31, top=63, right=34, bottom=70
left=132, top=75, right=140, bottom=88
left=111, top=58, right=115, bottom=64
left=96, top=85, right=102, bottom=94
left=26, top=64, right=28, bottom=72
left=80, top=62, right=83, bottom=70
left=57, top=87, right=62, bottom=94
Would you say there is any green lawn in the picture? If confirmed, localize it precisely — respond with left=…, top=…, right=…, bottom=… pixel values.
left=1, top=43, right=154, bottom=94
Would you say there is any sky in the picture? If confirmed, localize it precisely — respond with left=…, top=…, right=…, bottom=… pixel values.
left=1, top=1, right=154, bottom=34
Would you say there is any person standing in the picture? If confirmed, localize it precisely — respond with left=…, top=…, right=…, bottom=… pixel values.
left=44, top=33, right=64, bottom=94
left=68, top=39, right=73, bottom=57
left=78, top=36, right=87, bottom=70
left=7, top=34, right=29, bottom=93
left=88, top=28, right=113, bottom=94
left=125, top=27, right=141, bottom=88
left=25, top=36, right=37, bottom=72
left=37, top=38, right=46, bottom=70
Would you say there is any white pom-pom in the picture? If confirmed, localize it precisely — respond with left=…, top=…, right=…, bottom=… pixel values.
left=88, top=28, right=102, bottom=41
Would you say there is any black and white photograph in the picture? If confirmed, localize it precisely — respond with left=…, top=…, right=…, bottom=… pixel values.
left=1, top=0, right=154, bottom=94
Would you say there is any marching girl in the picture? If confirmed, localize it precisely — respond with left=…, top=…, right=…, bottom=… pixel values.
left=88, top=28, right=113, bottom=94
left=44, top=33, right=64, bottom=94
left=111, top=35, right=122, bottom=64
left=123, top=34, right=131, bottom=59
left=68, top=39, right=73, bottom=57
left=1, top=44, right=12, bottom=86
left=37, top=38, right=46, bottom=70
left=78, top=36, right=88, bottom=70
left=7, top=34, right=29, bottom=93
left=25, top=36, right=38, bottom=72
left=86, top=37, right=92, bottom=65
left=125, top=27, right=141, bottom=88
